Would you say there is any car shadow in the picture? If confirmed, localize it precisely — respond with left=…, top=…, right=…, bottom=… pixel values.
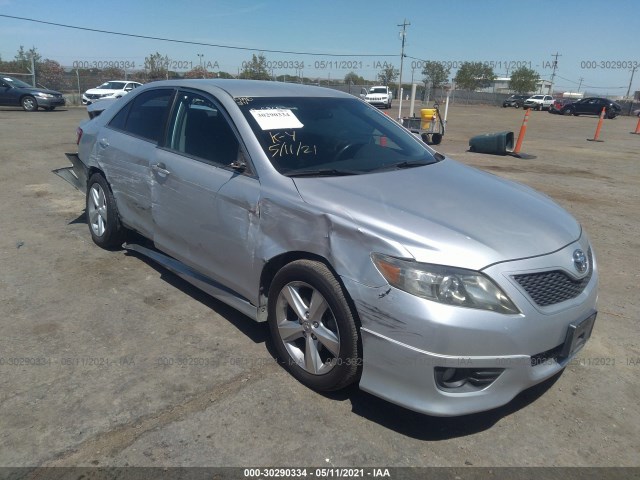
left=323, top=371, right=562, bottom=439
left=108, top=231, right=562, bottom=438
left=68, top=211, right=87, bottom=224
left=122, top=241, right=269, bottom=345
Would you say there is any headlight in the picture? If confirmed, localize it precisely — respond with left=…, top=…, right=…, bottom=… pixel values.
left=35, top=92, right=53, bottom=99
left=371, top=253, right=520, bottom=314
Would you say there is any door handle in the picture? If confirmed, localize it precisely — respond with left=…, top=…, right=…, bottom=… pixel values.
left=151, top=163, right=171, bottom=176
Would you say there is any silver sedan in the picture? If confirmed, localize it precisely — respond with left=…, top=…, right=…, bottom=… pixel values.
left=57, top=80, right=598, bottom=416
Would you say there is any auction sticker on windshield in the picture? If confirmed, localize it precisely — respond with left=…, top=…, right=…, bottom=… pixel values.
left=250, top=108, right=304, bottom=130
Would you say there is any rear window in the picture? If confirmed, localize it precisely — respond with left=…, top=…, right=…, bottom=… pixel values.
left=108, top=88, right=174, bottom=143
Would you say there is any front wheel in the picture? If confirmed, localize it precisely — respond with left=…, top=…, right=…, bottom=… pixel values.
left=86, top=173, right=126, bottom=249
left=21, top=95, right=38, bottom=112
left=268, top=260, right=361, bottom=392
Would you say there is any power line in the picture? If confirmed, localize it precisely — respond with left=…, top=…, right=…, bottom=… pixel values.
left=0, top=14, right=395, bottom=58
left=555, top=74, right=625, bottom=89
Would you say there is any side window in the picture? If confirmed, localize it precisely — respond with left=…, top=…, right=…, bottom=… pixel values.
left=167, top=91, right=240, bottom=167
left=109, top=88, right=174, bottom=143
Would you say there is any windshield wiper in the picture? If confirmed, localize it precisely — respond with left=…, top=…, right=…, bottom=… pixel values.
left=285, top=169, right=359, bottom=178
left=393, top=161, right=432, bottom=169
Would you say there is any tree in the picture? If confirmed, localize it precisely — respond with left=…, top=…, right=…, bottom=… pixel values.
left=344, top=71, right=365, bottom=85
left=454, top=62, right=496, bottom=91
left=184, top=66, right=216, bottom=79
left=509, top=66, right=540, bottom=94
left=421, top=61, right=450, bottom=90
left=377, top=66, right=399, bottom=86
left=101, top=67, right=126, bottom=80
left=239, top=54, right=271, bottom=80
left=144, top=52, right=169, bottom=81
left=37, top=59, right=67, bottom=90
left=14, top=45, right=41, bottom=71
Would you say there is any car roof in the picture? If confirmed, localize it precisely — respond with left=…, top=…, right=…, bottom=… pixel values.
left=140, top=79, right=352, bottom=99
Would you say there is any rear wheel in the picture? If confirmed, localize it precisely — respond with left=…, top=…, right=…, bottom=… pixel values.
left=268, top=260, right=361, bottom=392
left=86, top=173, right=126, bottom=249
left=564, top=107, right=574, bottom=116
left=21, top=95, right=37, bottom=112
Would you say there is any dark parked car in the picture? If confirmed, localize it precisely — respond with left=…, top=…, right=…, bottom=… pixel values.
left=560, top=97, right=622, bottom=119
left=502, top=94, right=529, bottom=108
left=0, top=75, right=66, bottom=111
left=548, top=98, right=575, bottom=114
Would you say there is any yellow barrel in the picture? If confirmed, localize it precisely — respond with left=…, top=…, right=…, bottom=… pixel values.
left=421, top=108, right=437, bottom=130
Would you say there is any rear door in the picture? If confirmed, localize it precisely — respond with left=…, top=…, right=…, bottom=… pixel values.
left=98, top=88, right=175, bottom=238
left=152, top=89, right=261, bottom=303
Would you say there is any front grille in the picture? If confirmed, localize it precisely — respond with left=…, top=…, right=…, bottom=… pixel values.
left=513, top=250, right=592, bottom=307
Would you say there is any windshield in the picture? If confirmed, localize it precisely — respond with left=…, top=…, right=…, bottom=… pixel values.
left=98, top=81, right=127, bottom=90
left=369, top=87, right=387, bottom=94
left=238, top=96, right=438, bottom=176
left=2, top=76, right=31, bottom=88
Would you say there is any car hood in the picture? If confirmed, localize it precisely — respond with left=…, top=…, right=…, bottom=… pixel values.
left=292, top=159, right=581, bottom=270
left=21, top=87, right=62, bottom=95
left=84, top=88, right=120, bottom=95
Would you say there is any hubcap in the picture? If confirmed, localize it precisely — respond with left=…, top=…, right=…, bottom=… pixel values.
left=88, top=184, right=108, bottom=237
left=275, top=281, right=340, bottom=375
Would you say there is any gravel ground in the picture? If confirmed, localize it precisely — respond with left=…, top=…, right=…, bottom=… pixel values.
left=0, top=103, right=638, bottom=472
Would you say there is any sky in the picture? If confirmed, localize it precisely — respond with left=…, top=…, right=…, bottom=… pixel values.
left=1, top=0, right=639, bottom=97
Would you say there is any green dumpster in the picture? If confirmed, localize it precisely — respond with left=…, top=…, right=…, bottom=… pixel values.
left=468, top=131, right=514, bottom=155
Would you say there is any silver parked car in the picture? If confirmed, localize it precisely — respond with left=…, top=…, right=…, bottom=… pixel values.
left=57, top=80, right=598, bottom=416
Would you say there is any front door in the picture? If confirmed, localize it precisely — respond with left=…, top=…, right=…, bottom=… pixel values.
left=152, top=89, right=261, bottom=303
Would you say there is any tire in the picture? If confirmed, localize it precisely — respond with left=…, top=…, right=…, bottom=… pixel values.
left=21, top=95, right=38, bottom=112
left=86, top=173, right=126, bottom=249
left=537, top=104, right=542, bottom=111
left=431, top=133, right=443, bottom=145
left=268, top=260, right=361, bottom=392
left=564, top=107, right=574, bottom=116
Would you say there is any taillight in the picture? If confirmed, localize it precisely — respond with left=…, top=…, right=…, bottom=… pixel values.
left=76, top=127, right=83, bottom=145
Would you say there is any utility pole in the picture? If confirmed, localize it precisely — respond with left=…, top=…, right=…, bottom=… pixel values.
left=578, top=77, right=583, bottom=92
left=397, top=19, right=410, bottom=121
left=549, top=52, right=561, bottom=95
left=30, top=54, right=36, bottom=87
left=626, top=65, right=637, bottom=115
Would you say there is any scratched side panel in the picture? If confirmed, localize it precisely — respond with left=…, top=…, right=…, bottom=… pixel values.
left=93, top=129, right=156, bottom=238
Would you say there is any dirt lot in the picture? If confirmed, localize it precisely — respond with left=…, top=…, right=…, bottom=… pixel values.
left=0, top=102, right=639, bottom=471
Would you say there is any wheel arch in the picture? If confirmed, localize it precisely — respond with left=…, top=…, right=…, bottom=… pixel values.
left=20, top=94, right=38, bottom=110
left=258, top=251, right=361, bottom=330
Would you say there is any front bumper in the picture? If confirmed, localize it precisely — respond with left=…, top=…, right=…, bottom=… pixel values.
left=343, top=238, right=598, bottom=416
left=36, top=96, right=66, bottom=108
left=365, top=98, right=390, bottom=107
